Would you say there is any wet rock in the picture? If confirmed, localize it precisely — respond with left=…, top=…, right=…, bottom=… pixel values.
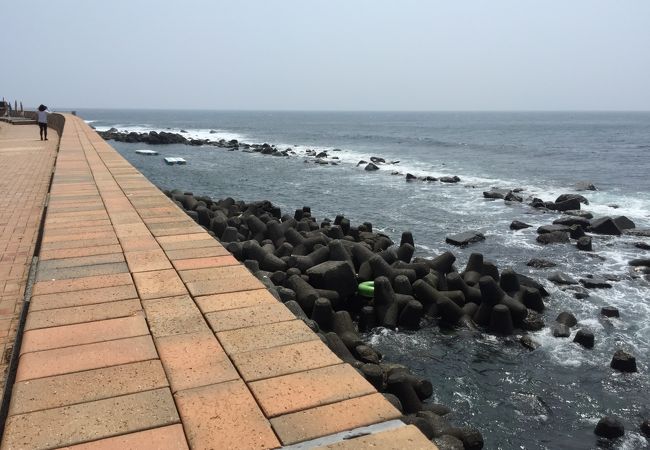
left=536, top=231, right=570, bottom=245
left=400, top=416, right=435, bottom=439
left=382, top=393, right=403, bottom=413
left=624, top=228, right=650, bottom=237
left=613, top=216, right=635, bottom=230
left=575, top=181, right=597, bottom=191
left=548, top=272, right=578, bottom=285
left=510, top=220, right=532, bottom=230
left=579, top=277, right=612, bottom=289
left=573, top=329, right=594, bottom=349
left=422, top=403, right=452, bottom=416
left=552, top=323, right=571, bottom=338
left=594, top=416, right=624, bottom=439
left=633, top=242, right=650, bottom=250
left=537, top=224, right=572, bottom=234
left=552, top=198, right=581, bottom=212
left=504, top=192, right=523, bottom=202
left=455, top=427, right=484, bottom=450
left=434, top=435, right=464, bottom=450
left=556, top=193, right=589, bottom=205
left=520, top=335, right=541, bottom=350
left=641, top=419, right=650, bottom=438
left=446, top=231, right=485, bottom=247
left=405, top=173, right=417, bottom=181
left=356, top=160, right=367, bottom=166
left=601, top=306, right=620, bottom=318
left=522, top=310, right=544, bottom=331
left=364, top=162, right=380, bottom=171
left=610, top=350, right=637, bottom=372
left=556, top=311, right=578, bottom=327
left=440, top=176, right=461, bottom=183
left=589, top=217, right=622, bottom=236
left=553, top=216, right=591, bottom=228
left=483, top=188, right=510, bottom=199
left=576, top=236, right=593, bottom=251
left=629, top=258, right=650, bottom=267
left=527, top=258, right=557, bottom=269
left=564, top=210, right=594, bottom=219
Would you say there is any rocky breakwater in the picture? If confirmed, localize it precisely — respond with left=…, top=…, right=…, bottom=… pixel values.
left=162, top=189, right=599, bottom=448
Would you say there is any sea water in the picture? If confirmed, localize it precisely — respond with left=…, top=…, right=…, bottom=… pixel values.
left=81, top=109, right=650, bottom=449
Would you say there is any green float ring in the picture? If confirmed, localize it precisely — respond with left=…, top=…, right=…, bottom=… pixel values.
left=357, top=281, right=374, bottom=298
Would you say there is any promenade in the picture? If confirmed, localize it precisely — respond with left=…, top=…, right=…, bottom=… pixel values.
left=0, top=116, right=437, bottom=449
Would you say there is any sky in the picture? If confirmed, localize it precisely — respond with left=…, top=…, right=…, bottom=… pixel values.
left=3, top=1, right=650, bottom=111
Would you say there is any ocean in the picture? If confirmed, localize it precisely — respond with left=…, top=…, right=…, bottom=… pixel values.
left=80, top=109, right=650, bottom=449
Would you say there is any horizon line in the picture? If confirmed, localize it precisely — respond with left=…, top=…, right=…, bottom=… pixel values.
left=58, top=107, right=650, bottom=113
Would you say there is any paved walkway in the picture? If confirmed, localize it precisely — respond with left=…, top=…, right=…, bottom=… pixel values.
left=0, top=115, right=437, bottom=449
left=0, top=123, right=57, bottom=393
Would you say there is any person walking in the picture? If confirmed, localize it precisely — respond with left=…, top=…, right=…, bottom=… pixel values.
left=37, top=104, right=50, bottom=140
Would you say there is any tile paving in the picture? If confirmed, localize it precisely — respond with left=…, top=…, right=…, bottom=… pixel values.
left=0, top=116, right=437, bottom=449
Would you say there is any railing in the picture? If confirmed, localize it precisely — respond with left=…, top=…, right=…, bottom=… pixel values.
left=23, top=111, right=66, bottom=136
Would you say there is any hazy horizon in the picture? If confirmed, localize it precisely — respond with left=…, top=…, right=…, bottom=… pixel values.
left=5, top=1, right=650, bottom=111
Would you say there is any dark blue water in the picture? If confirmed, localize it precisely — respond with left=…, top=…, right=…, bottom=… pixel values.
left=80, top=109, right=650, bottom=449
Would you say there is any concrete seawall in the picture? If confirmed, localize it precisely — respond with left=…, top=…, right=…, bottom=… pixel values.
left=0, top=115, right=437, bottom=449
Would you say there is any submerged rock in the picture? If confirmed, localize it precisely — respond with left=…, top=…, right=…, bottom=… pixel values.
left=446, top=231, right=485, bottom=247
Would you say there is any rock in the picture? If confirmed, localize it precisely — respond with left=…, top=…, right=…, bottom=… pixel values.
left=537, top=224, right=572, bottom=234
left=552, top=198, right=581, bottom=212
left=434, top=435, right=465, bottom=450
left=613, top=216, right=635, bottom=230
left=629, top=258, right=650, bottom=267
left=624, top=228, right=650, bottom=237
left=510, top=220, right=532, bottom=230
left=440, top=176, right=460, bottom=183
left=589, top=217, right=622, bottom=236
left=573, top=329, right=595, bottom=349
left=580, top=277, right=612, bottom=289
left=504, top=192, right=523, bottom=202
left=356, top=160, right=367, bottom=166
left=483, top=189, right=510, bottom=199
left=641, top=419, right=650, bottom=438
left=364, top=162, right=380, bottom=171
left=564, top=210, right=594, bottom=219
left=405, top=173, right=417, bottom=181
left=520, top=335, right=541, bottom=350
left=522, top=310, right=545, bottom=331
left=552, top=322, right=571, bottom=338
left=610, top=350, right=637, bottom=372
left=556, top=311, right=578, bottom=327
left=553, top=216, right=591, bottom=228
left=527, top=258, right=557, bottom=269
left=575, top=181, right=597, bottom=191
left=594, top=416, right=624, bottom=439
left=601, top=306, right=620, bottom=318
left=548, top=272, right=578, bottom=285
left=556, top=193, right=589, bottom=205
left=455, top=427, right=484, bottom=450
left=370, top=156, right=386, bottom=164
left=446, top=231, right=485, bottom=247
left=536, top=231, right=570, bottom=245
left=633, top=242, right=650, bottom=250
left=576, top=236, right=593, bottom=251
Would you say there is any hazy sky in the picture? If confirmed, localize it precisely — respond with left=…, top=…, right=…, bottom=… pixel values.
left=4, top=1, right=650, bottom=110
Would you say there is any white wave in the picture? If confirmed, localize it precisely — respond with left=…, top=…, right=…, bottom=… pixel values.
left=93, top=124, right=247, bottom=143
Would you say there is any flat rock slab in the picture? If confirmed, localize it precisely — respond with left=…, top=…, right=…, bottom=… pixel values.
left=445, top=231, right=485, bottom=247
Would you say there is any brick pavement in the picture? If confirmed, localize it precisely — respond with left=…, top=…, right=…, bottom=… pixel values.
left=0, top=115, right=437, bottom=449
left=0, top=122, right=58, bottom=394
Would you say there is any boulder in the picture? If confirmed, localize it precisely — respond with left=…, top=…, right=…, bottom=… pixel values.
left=629, top=258, right=650, bottom=267
left=504, top=192, right=523, bottom=202
left=446, top=231, right=485, bottom=247
left=552, top=322, right=571, bottom=338
left=370, top=156, right=386, bottom=164
left=556, top=193, right=589, bottom=205
left=634, top=242, right=650, bottom=250
left=575, top=181, right=597, bottom=191
left=573, top=329, right=594, bottom=349
left=556, top=311, right=578, bottom=327
left=364, top=162, right=380, bottom=171
left=510, top=220, right=532, bottom=230
left=576, top=236, right=593, bottom=251
left=527, top=258, right=556, bottom=269
left=483, top=189, right=510, bottom=199
left=589, top=217, right=622, bottom=236
left=564, top=210, right=594, bottom=219
left=552, top=198, right=581, bottom=211
left=594, top=417, right=624, bottom=439
left=536, top=231, right=570, bottom=245
left=580, top=277, right=612, bottom=289
left=610, top=349, right=637, bottom=372
left=405, top=173, right=417, bottom=181
left=553, top=216, right=591, bottom=228
left=440, top=176, right=460, bottom=183
left=601, top=306, right=619, bottom=318
left=547, top=272, right=578, bottom=285
left=613, top=216, right=635, bottom=230
left=537, top=224, right=572, bottom=234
